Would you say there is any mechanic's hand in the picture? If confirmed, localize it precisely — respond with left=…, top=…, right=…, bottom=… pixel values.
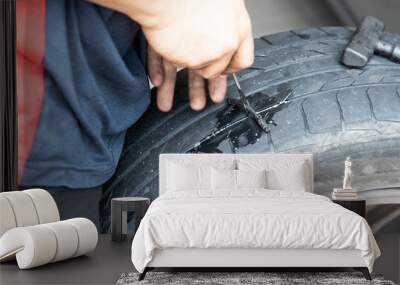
left=90, top=0, right=254, bottom=111
left=141, top=0, right=254, bottom=77
left=148, top=47, right=227, bottom=112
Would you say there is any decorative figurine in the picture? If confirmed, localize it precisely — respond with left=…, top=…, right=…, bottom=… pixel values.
left=342, top=156, right=353, bottom=190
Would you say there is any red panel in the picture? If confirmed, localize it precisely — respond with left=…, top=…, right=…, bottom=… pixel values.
left=16, top=0, right=46, bottom=181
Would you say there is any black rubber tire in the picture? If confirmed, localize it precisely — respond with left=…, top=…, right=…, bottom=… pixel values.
left=101, top=27, right=400, bottom=232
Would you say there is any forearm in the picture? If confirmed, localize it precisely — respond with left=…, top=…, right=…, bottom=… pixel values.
left=89, top=0, right=166, bottom=28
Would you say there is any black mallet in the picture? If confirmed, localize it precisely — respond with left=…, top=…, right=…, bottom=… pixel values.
left=342, top=16, right=400, bottom=68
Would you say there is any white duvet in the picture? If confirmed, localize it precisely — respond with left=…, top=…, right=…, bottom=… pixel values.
left=131, top=190, right=380, bottom=273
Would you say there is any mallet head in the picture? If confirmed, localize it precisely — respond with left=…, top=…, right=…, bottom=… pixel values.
left=342, top=16, right=385, bottom=67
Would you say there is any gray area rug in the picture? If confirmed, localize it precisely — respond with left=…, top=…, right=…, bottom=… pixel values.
left=116, top=272, right=396, bottom=285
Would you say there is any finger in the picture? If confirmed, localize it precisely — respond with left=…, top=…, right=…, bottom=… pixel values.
left=208, top=75, right=228, bottom=103
left=148, top=46, right=164, bottom=87
left=188, top=70, right=207, bottom=111
left=194, top=53, right=233, bottom=79
left=156, top=59, right=177, bottom=112
left=225, top=32, right=254, bottom=74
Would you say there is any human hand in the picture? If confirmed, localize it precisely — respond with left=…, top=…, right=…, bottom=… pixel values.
left=148, top=47, right=228, bottom=112
left=143, top=0, right=253, bottom=111
left=141, top=0, right=254, bottom=77
left=90, top=0, right=254, bottom=111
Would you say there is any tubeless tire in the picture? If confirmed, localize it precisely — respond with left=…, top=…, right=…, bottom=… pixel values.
left=101, top=27, right=400, bottom=233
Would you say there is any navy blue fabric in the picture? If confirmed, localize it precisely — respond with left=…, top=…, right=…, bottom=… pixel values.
left=21, top=0, right=150, bottom=188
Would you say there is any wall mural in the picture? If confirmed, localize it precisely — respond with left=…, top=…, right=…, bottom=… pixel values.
left=98, top=26, right=400, bottom=281
left=102, top=28, right=400, bottom=239
left=9, top=1, right=399, bottom=281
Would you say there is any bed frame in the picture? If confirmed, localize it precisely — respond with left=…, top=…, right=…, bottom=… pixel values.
left=139, top=154, right=371, bottom=280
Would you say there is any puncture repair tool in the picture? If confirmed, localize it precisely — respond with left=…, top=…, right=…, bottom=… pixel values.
left=232, top=73, right=272, bottom=132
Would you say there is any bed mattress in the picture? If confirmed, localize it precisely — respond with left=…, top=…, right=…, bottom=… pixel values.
left=131, top=190, right=380, bottom=272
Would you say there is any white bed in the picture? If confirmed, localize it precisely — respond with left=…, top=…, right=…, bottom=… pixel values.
left=131, top=154, right=380, bottom=280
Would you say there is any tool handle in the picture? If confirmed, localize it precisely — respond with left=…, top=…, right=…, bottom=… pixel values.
left=376, top=41, right=400, bottom=61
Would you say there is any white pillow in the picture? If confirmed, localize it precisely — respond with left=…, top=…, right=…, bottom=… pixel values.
left=237, top=159, right=308, bottom=191
left=236, top=169, right=268, bottom=189
left=268, top=162, right=307, bottom=192
left=167, top=163, right=211, bottom=191
left=211, top=168, right=236, bottom=190
left=211, top=168, right=268, bottom=190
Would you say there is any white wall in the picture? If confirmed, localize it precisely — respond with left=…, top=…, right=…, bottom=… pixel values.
left=328, top=0, right=400, bottom=33
left=246, top=0, right=340, bottom=37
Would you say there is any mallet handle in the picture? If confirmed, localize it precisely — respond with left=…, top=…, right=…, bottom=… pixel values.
left=376, top=41, right=400, bottom=62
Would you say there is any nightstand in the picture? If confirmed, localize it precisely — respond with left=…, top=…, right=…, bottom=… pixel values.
left=332, top=199, right=366, bottom=218
left=111, top=197, right=150, bottom=242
